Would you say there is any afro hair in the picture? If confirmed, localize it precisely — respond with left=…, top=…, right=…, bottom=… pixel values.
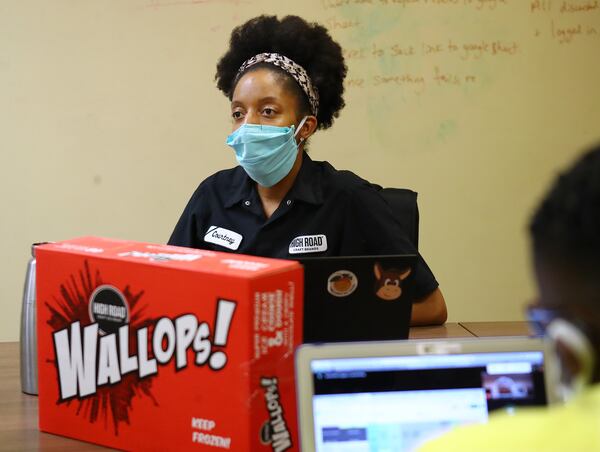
left=215, top=15, right=347, bottom=130
left=530, top=143, right=600, bottom=272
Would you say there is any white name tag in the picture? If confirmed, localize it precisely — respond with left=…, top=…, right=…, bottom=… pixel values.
left=289, top=234, right=328, bottom=254
left=204, top=226, right=243, bottom=251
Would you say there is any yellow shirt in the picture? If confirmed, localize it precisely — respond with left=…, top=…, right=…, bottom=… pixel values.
left=419, top=384, right=600, bottom=452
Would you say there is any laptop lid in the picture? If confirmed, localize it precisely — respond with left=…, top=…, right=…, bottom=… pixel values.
left=298, top=254, right=417, bottom=343
left=296, top=337, right=558, bottom=452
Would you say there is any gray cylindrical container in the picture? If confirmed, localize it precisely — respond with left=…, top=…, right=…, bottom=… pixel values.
left=20, top=243, right=40, bottom=395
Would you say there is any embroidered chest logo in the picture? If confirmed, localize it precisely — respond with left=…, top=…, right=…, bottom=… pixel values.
left=288, top=234, right=327, bottom=254
left=204, top=226, right=243, bottom=251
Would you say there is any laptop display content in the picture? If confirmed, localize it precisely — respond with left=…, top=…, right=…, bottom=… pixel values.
left=296, top=338, right=557, bottom=452
left=298, top=255, right=417, bottom=343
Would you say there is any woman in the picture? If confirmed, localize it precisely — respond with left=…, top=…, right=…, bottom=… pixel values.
left=168, top=15, right=447, bottom=325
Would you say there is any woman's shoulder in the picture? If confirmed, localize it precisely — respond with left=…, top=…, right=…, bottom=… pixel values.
left=191, top=165, right=245, bottom=193
left=182, top=166, right=246, bottom=211
left=314, top=159, right=381, bottom=197
left=205, top=165, right=245, bottom=184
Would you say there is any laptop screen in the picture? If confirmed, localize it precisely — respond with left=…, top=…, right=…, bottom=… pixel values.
left=308, top=350, right=547, bottom=451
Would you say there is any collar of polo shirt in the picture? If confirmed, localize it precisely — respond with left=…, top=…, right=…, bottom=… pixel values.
left=224, top=152, right=324, bottom=209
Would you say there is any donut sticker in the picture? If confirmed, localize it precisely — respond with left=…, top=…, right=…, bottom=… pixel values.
left=327, top=270, right=358, bottom=297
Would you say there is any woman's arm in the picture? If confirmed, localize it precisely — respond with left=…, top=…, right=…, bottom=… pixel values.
left=410, top=287, right=447, bottom=326
left=346, top=182, right=447, bottom=326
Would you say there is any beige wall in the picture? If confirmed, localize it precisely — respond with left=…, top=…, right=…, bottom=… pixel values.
left=2, top=1, right=599, bottom=341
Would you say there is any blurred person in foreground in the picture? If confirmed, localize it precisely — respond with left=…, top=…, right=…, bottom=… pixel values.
left=421, top=143, right=600, bottom=451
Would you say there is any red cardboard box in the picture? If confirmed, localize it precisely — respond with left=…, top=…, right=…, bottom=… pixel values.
left=36, top=237, right=303, bottom=451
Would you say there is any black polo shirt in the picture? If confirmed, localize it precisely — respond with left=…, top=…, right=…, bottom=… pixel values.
left=168, top=153, right=439, bottom=300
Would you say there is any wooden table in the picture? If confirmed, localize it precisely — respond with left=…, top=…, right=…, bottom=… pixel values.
left=0, top=322, right=531, bottom=450
left=459, top=321, right=534, bottom=338
left=0, top=342, right=109, bottom=451
left=408, top=322, right=474, bottom=339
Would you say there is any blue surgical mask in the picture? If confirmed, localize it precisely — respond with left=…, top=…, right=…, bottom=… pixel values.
left=226, top=117, right=308, bottom=188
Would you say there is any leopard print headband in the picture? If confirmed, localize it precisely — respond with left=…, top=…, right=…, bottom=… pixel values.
left=235, top=52, right=319, bottom=117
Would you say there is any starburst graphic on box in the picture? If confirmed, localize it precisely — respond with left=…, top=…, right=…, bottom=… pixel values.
left=45, top=260, right=159, bottom=435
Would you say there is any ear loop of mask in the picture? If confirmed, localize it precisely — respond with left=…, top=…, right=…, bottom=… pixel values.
left=294, top=116, right=309, bottom=145
left=546, top=318, right=595, bottom=402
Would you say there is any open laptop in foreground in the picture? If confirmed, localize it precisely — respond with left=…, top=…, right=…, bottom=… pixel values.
left=298, top=254, right=417, bottom=343
left=296, top=337, right=558, bottom=452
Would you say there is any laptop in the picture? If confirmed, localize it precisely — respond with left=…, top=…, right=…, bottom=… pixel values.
left=296, top=337, right=558, bottom=452
left=298, top=255, right=417, bottom=343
